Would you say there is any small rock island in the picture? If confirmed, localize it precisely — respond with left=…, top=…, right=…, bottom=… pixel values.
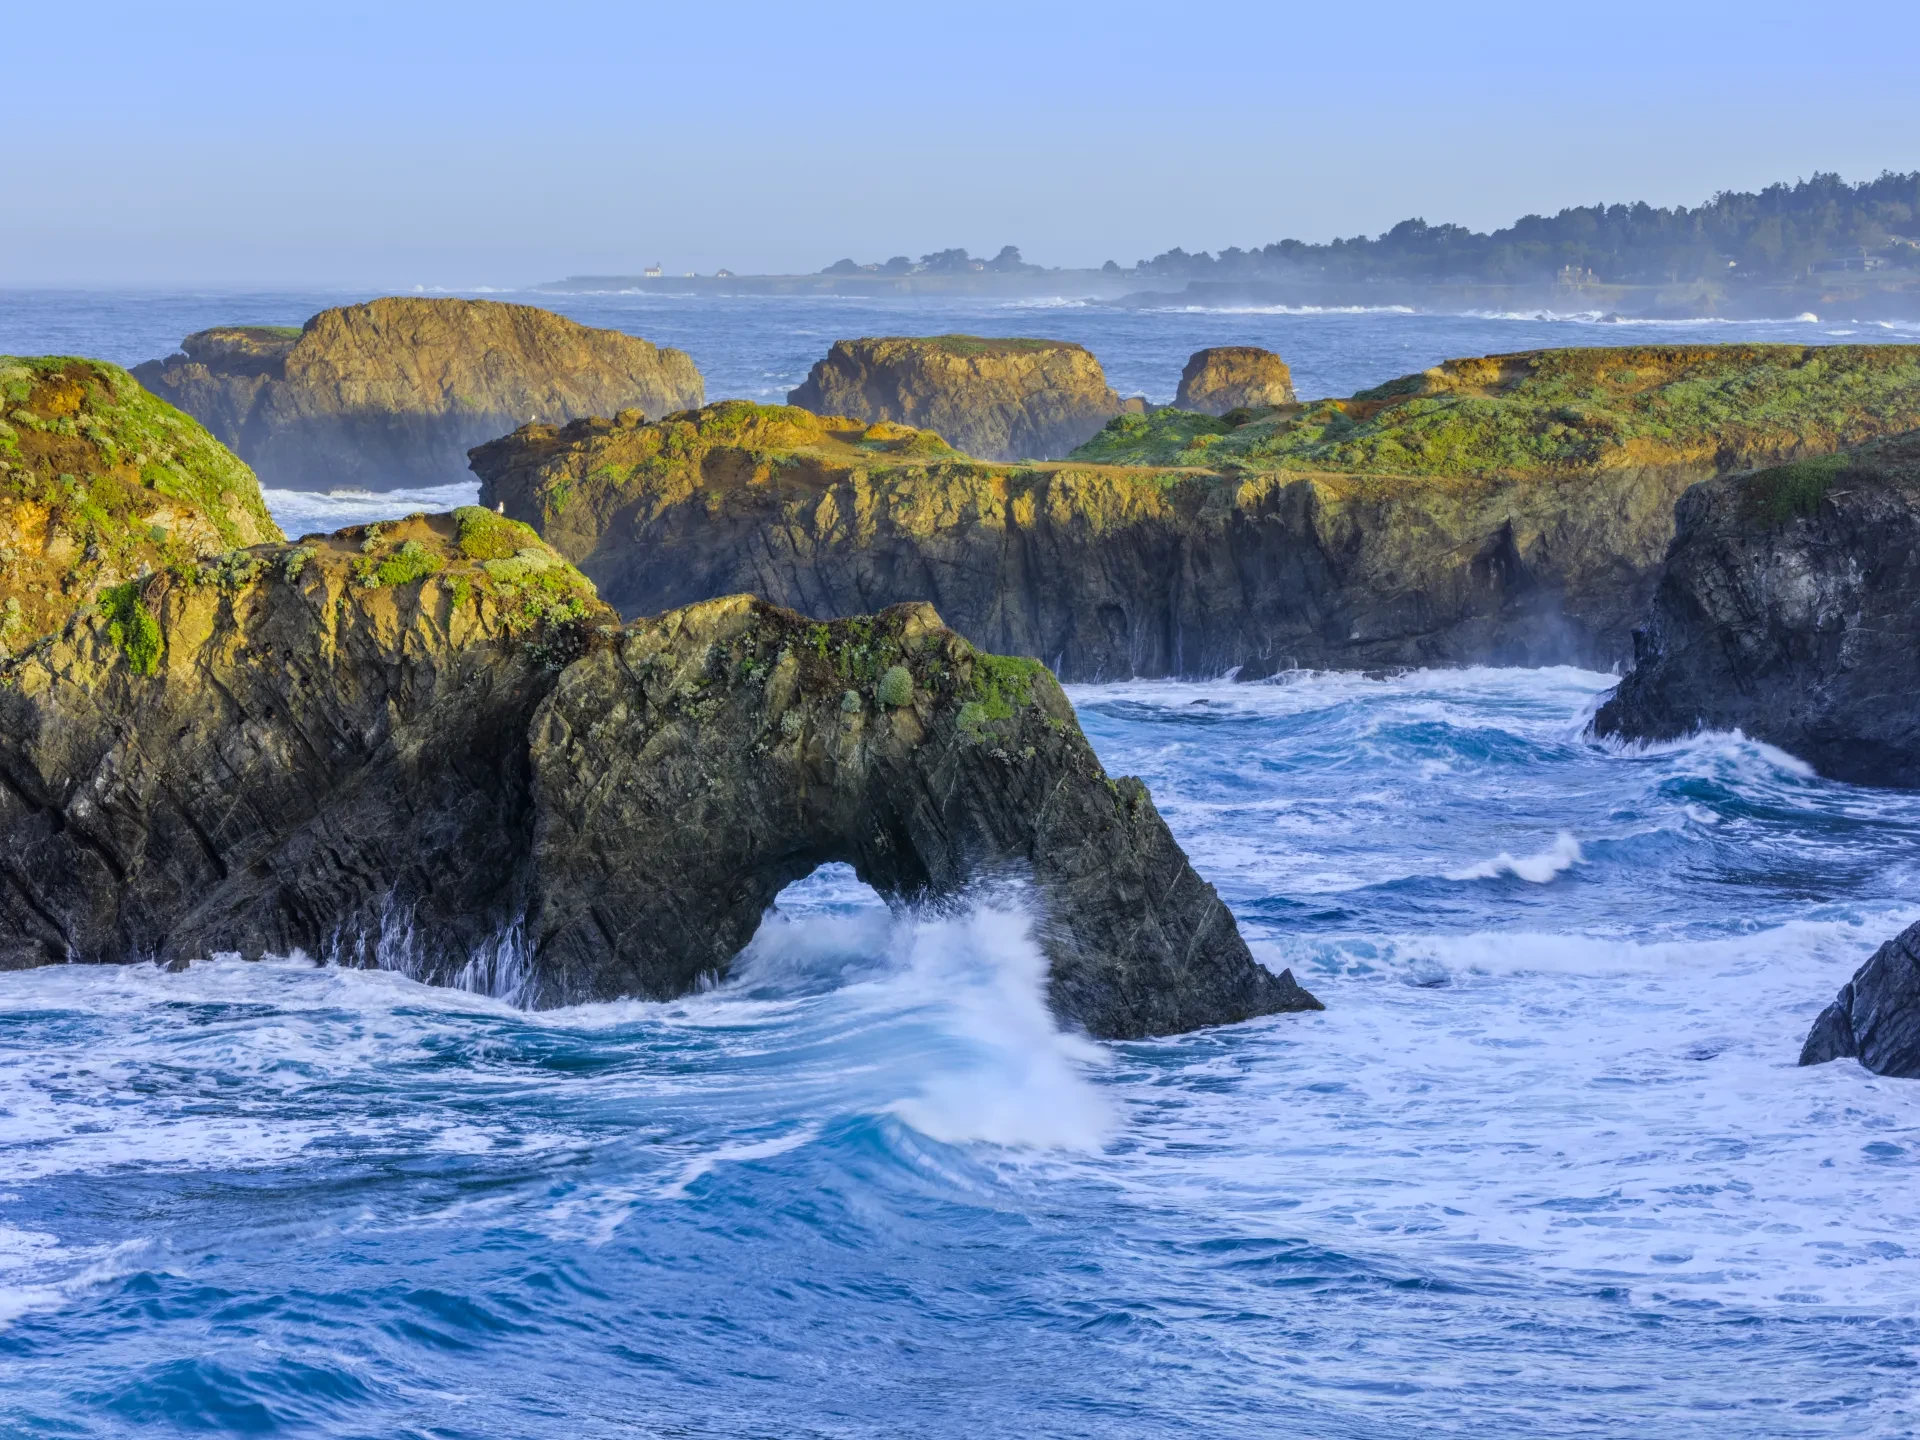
left=786, top=335, right=1121, bottom=461
left=133, top=297, right=704, bottom=491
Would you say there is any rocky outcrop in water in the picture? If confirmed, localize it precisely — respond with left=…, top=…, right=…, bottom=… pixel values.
left=1800, top=919, right=1920, bottom=1075
left=1593, top=431, right=1920, bottom=786
left=472, top=346, right=1920, bottom=679
left=133, top=298, right=704, bottom=493
left=0, top=506, right=1313, bottom=1037
left=1174, top=346, right=1296, bottom=414
left=786, top=335, right=1120, bottom=461
left=0, top=355, right=282, bottom=658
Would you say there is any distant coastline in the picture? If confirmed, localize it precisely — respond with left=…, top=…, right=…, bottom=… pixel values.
left=531, top=268, right=1920, bottom=322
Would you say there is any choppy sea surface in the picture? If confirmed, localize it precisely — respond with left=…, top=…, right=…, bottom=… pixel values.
left=4, top=294, right=1920, bottom=1435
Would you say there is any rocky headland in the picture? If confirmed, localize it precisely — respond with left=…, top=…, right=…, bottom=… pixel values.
left=1174, top=346, right=1296, bottom=414
left=133, top=297, right=704, bottom=492
left=473, top=345, right=1920, bottom=679
left=785, top=335, right=1120, bottom=462
left=0, top=379, right=1312, bottom=1036
left=1592, top=429, right=1920, bottom=786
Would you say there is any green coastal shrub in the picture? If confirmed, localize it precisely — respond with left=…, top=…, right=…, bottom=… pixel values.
left=876, top=665, right=914, bottom=707
left=101, top=581, right=162, bottom=675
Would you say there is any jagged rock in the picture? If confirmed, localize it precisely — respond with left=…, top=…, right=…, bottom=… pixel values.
left=1593, top=431, right=1920, bottom=786
left=1174, top=346, right=1296, bottom=414
left=0, top=355, right=282, bottom=657
left=1800, top=919, right=1920, bottom=1075
left=472, top=344, right=1920, bottom=678
left=133, top=298, right=703, bottom=493
left=0, top=510, right=1315, bottom=1037
left=786, top=335, right=1120, bottom=461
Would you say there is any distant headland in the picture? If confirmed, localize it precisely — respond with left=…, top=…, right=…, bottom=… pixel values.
left=536, top=171, right=1920, bottom=320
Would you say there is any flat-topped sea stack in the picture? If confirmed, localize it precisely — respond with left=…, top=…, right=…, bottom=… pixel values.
left=0, top=451, right=1311, bottom=1035
left=1594, top=429, right=1920, bottom=786
left=1175, top=346, right=1296, bottom=414
left=786, top=335, right=1120, bottom=461
left=133, top=297, right=703, bottom=492
left=473, top=346, right=1920, bottom=678
left=0, top=355, right=282, bottom=657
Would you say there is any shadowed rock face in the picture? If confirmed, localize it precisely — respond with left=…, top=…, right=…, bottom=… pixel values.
left=1174, top=347, right=1296, bottom=414
left=786, top=335, right=1120, bottom=461
left=0, top=513, right=1313, bottom=1038
left=1801, top=919, right=1920, bottom=1075
left=1593, top=431, right=1920, bottom=787
left=132, top=298, right=704, bottom=493
left=473, top=347, right=1920, bottom=679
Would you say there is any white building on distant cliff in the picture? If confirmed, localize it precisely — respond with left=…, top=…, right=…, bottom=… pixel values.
left=643, top=263, right=662, bottom=278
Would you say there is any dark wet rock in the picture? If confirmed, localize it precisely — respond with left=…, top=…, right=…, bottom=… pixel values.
left=1594, top=431, right=1920, bottom=787
left=1174, top=346, right=1296, bottom=414
left=133, top=298, right=703, bottom=492
left=0, top=510, right=1314, bottom=1037
left=786, top=335, right=1120, bottom=461
left=1800, top=919, right=1920, bottom=1075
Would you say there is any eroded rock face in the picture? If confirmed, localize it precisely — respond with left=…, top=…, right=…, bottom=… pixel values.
left=1174, top=346, right=1296, bottom=414
left=786, top=335, right=1120, bottom=461
left=472, top=348, right=1920, bottom=678
left=0, top=511, right=1313, bottom=1037
left=1800, top=919, right=1920, bottom=1075
left=133, top=298, right=704, bottom=493
left=1593, top=431, right=1920, bottom=786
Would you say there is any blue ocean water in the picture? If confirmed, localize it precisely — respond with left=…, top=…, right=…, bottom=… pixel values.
left=4, top=295, right=1920, bottom=1436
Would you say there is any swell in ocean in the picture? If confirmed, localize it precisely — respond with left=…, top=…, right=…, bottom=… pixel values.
left=5, top=666, right=1920, bottom=1438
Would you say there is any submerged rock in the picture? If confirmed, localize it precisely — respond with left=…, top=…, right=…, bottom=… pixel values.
left=786, top=335, right=1120, bottom=461
left=472, top=344, right=1920, bottom=678
left=1593, top=430, right=1920, bottom=786
left=0, top=355, right=282, bottom=657
left=133, top=297, right=703, bottom=492
left=0, top=509, right=1314, bottom=1038
left=1174, top=346, right=1296, bottom=414
left=1800, top=920, right=1920, bottom=1075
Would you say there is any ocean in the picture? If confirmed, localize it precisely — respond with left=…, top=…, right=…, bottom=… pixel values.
left=3, top=291, right=1918, bottom=1437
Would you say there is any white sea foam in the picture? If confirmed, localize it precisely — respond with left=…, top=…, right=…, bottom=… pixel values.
left=1446, top=830, right=1583, bottom=882
left=264, top=481, right=481, bottom=536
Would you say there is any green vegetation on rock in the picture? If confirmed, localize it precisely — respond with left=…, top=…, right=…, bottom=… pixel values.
left=876, top=665, right=914, bottom=707
left=101, top=581, right=162, bottom=675
left=1739, top=454, right=1849, bottom=526
left=1071, top=346, right=1920, bottom=479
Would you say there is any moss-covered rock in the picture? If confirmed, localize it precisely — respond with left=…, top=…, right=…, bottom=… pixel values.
left=1593, top=428, right=1920, bottom=786
left=0, top=355, right=282, bottom=659
left=0, top=502, right=1310, bottom=1038
left=134, top=297, right=705, bottom=491
left=473, top=346, right=1920, bottom=676
left=786, top=335, right=1120, bottom=461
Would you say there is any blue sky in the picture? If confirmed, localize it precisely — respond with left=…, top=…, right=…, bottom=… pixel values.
left=9, top=0, right=1917, bottom=286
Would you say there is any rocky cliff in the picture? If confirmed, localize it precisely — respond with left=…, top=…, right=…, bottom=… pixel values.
left=1592, top=430, right=1920, bottom=785
left=0, top=355, right=282, bottom=658
left=133, top=298, right=704, bottom=492
left=0, top=505, right=1313, bottom=1037
left=1174, top=346, right=1296, bottom=413
left=1800, top=919, right=1920, bottom=1076
left=472, top=345, right=1920, bottom=679
left=786, top=335, right=1120, bottom=461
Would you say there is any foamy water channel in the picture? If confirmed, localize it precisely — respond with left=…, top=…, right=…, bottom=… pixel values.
left=4, top=668, right=1920, bottom=1437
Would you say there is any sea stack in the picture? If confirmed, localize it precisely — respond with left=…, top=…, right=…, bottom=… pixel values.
left=1174, top=346, right=1296, bottom=413
left=1593, top=429, right=1920, bottom=787
left=133, top=297, right=704, bottom=492
left=786, top=335, right=1120, bottom=461
left=1800, top=919, right=1920, bottom=1076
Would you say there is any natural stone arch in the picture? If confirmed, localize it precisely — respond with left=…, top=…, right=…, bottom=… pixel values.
left=522, top=596, right=1320, bottom=1036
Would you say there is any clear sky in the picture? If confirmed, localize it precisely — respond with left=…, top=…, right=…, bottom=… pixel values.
left=8, top=0, right=1916, bottom=288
